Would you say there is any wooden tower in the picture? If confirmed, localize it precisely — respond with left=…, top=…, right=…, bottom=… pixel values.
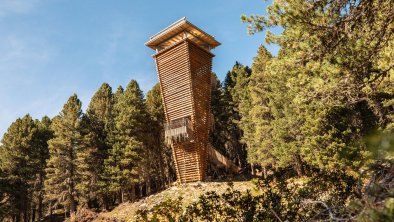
left=146, top=18, right=237, bottom=183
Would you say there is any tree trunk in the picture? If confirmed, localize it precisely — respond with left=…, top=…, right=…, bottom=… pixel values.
left=167, top=166, right=172, bottom=186
left=294, top=154, right=304, bottom=176
left=146, top=177, right=151, bottom=196
left=31, top=206, right=36, bottom=222
left=103, top=195, right=110, bottom=211
left=37, top=194, right=43, bottom=221
left=131, top=184, right=136, bottom=202
left=157, top=138, right=166, bottom=189
left=48, top=202, right=53, bottom=222
left=23, top=210, right=28, bottom=222
left=139, top=183, right=143, bottom=198
left=69, top=197, right=76, bottom=215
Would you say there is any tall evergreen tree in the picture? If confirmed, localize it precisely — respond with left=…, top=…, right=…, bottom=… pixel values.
left=103, top=86, right=123, bottom=204
left=32, top=116, right=53, bottom=221
left=209, top=73, right=227, bottom=155
left=145, top=83, right=173, bottom=189
left=244, top=45, right=273, bottom=174
left=221, top=62, right=251, bottom=168
left=0, top=115, right=39, bottom=222
left=45, top=95, right=84, bottom=214
left=105, top=80, right=147, bottom=202
left=84, top=83, right=114, bottom=208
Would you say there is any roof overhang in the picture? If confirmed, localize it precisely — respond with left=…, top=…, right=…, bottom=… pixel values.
left=145, top=17, right=221, bottom=50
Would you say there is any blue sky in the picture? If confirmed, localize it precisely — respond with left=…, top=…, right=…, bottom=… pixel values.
left=0, top=0, right=280, bottom=138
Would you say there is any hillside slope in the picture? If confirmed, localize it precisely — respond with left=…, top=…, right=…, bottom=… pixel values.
left=100, top=181, right=255, bottom=222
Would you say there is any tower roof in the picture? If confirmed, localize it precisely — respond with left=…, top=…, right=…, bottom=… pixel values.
left=145, top=17, right=220, bottom=50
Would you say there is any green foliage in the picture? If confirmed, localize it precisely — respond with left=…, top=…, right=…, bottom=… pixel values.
left=365, top=131, right=394, bottom=160
left=181, top=188, right=259, bottom=222
left=137, top=168, right=359, bottom=222
left=241, top=0, right=394, bottom=175
left=186, top=169, right=358, bottom=221
left=0, top=115, right=52, bottom=221
left=0, top=115, right=38, bottom=182
left=32, top=116, right=53, bottom=220
left=348, top=159, right=394, bottom=221
left=244, top=45, right=273, bottom=167
left=145, top=83, right=174, bottom=188
left=136, top=197, right=183, bottom=222
left=211, top=64, right=251, bottom=168
left=104, top=80, right=147, bottom=201
left=85, top=83, right=114, bottom=208
left=0, top=115, right=39, bottom=220
left=209, top=73, right=228, bottom=157
left=146, top=83, right=164, bottom=124
left=357, top=198, right=394, bottom=222
left=45, top=94, right=85, bottom=214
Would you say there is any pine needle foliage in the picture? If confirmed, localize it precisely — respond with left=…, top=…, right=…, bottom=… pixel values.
left=45, top=94, right=85, bottom=214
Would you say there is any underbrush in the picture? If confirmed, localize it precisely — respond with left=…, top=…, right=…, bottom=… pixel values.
left=136, top=162, right=394, bottom=221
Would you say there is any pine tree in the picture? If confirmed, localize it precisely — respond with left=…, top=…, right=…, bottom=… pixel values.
left=103, top=86, right=123, bottom=204
left=221, top=70, right=239, bottom=163
left=32, top=116, right=53, bottom=221
left=221, top=62, right=251, bottom=168
left=83, top=83, right=114, bottom=208
left=146, top=83, right=164, bottom=126
left=105, top=80, right=147, bottom=202
left=145, top=83, right=172, bottom=189
left=0, top=115, right=38, bottom=222
left=244, top=45, right=273, bottom=174
left=209, top=73, right=227, bottom=155
left=75, top=116, right=100, bottom=207
left=233, top=64, right=253, bottom=170
left=45, top=95, right=84, bottom=214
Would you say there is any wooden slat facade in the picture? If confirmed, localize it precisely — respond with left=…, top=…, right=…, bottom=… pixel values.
left=154, top=39, right=213, bottom=182
left=147, top=18, right=239, bottom=183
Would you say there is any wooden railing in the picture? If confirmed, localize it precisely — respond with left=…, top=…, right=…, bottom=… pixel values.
left=207, top=144, right=240, bottom=173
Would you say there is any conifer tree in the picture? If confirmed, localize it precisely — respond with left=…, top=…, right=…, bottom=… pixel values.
left=146, top=83, right=164, bottom=128
left=32, top=116, right=53, bottom=221
left=221, top=70, right=239, bottom=162
left=45, top=95, right=84, bottom=214
left=209, top=73, right=227, bottom=154
left=233, top=63, right=252, bottom=169
left=106, top=86, right=124, bottom=155
left=0, top=115, right=38, bottom=222
left=75, top=116, right=100, bottom=207
left=105, top=80, right=147, bottom=202
left=83, top=83, right=114, bottom=208
left=103, top=86, right=123, bottom=204
left=244, top=45, right=273, bottom=174
left=146, top=83, right=172, bottom=188
left=221, top=62, right=251, bottom=168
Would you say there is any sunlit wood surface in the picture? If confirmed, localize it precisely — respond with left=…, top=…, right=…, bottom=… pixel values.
left=147, top=18, right=238, bottom=183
